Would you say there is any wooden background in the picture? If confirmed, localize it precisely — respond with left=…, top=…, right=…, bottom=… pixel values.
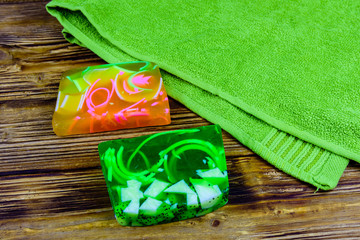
left=1, top=1, right=360, bottom=239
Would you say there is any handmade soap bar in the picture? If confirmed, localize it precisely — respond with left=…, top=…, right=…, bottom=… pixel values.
left=52, top=61, right=171, bottom=136
left=98, top=125, right=229, bottom=226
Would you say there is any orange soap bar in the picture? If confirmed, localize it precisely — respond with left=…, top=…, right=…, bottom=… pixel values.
left=52, top=61, right=171, bottom=136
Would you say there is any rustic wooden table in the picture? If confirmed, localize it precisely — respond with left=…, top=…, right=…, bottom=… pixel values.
left=1, top=1, right=360, bottom=239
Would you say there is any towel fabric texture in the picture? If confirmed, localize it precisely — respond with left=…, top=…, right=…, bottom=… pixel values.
left=46, top=0, right=360, bottom=190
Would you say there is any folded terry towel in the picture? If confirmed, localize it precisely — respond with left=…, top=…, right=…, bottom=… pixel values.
left=47, top=0, right=360, bottom=190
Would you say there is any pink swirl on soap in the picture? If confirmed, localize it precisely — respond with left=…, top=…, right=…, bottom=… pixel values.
left=85, top=78, right=115, bottom=113
left=115, top=71, right=162, bottom=102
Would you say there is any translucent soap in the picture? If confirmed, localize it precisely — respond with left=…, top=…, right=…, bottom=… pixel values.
left=52, top=61, right=171, bottom=136
left=98, top=125, right=229, bottom=226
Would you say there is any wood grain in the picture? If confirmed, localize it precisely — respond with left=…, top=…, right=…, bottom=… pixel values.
left=1, top=1, right=360, bottom=239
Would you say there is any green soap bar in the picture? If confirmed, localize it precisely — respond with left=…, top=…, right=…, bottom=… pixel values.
left=98, top=125, right=229, bottom=226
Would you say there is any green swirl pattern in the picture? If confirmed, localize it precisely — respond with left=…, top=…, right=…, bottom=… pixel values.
left=98, top=125, right=229, bottom=226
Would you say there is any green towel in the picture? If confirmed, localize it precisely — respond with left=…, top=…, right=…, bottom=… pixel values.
left=46, top=0, right=360, bottom=190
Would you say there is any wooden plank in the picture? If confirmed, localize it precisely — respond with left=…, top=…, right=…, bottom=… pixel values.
left=1, top=162, right=360, bottom=239
left=1, top=167, right=360, bottom=239
left=1, top=1, right=360, bottom=239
